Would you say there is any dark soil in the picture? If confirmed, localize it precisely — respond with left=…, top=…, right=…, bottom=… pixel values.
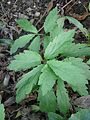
left=0, top=0, right=90, bottom=120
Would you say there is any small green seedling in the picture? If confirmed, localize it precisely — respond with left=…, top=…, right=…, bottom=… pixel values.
left=8, top=7, right=90, bottom=119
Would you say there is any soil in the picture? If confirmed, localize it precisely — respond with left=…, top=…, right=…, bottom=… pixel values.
left=0, top=0, right=90, bottom=120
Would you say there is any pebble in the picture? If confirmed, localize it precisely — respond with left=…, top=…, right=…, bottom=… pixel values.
left=30, top=19, right=34, bottom=24
left=26, top=7, right=32, bottom=13
left=35, top=12, right=40, bottom=17
left=3, top=74, right=10, bottom=87
left=7, top=1, right=11, bottom=5
left=18, top=13, right=29, bottom=19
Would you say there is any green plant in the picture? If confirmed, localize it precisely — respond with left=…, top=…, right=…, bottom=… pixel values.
left=69, top=109, right=90, bottom=120
left=0, top=101, right=5, bottom=120
left=8, top=7, right=90, bottom=119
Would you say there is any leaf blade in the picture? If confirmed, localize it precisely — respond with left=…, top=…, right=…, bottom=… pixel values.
left=44, top=7, right=58, bottom=33
left=10, top=34, right=35, bottom=54
left=8, top=50, right=42, bottom=71
left=69, top=109, right=90, bottom=120
left=59, top=42, right=90, bottom=57
left=38, top=64, right=57, bottom=95
left=28, top=36, right=40, bottom=53
left=57, top=79, right=70, bottom=114
left=48, top=58, right=90, bottom=96
left=17, top=19, right=38, bottom=33
left=44, top=30, right=75, bottom=59
left=48, top=112, right=64, bottom=120
left=16, top=65, right=43, bottom=103
left=38, top=89, right=56, bottom=112
left=0, top=103, right=5, bottom=120
left=66, top=16, right=88, bottom=37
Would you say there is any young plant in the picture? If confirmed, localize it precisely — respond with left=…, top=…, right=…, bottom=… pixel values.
left=8, top=7, right=90, bottom=119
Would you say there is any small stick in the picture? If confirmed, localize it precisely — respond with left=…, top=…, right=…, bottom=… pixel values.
left=62, top=0, right=75, bottom=9
left=35, top=0, right=54, bottom=26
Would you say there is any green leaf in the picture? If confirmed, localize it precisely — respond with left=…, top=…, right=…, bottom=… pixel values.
left=10, top=34, right=35, bottom=54
left=57, top=79, right=70, bottom=114
left=64, top=57, right=90, bottom=95
left=50, top=17, right=65, bottom=39
left=48, top=112, right=64, bottom=120
left=59, top=42, right=90, bottom=57
left=50, top=24, right=63, bottom=39
left=31, top=105, right=40, bottom=112
left=16, top=65, right=43, bottom=103
left=65, top=16, right=89, bottom=37
left=44, top=30, right=75, bottom=59
left=57, top=17, right=65, bottom=29
left=28, top=36, right=40, bottom=53
left=88, top=3, right=90, bottom=12
left=64, top=57, right=90, bottom=80
left=8, top=50, right=42, bottom=71
left=48, top=58, right=90, bottom=96
left=0, top=103, right=5, bottom=120
left=38, top=89, right=56, bottom=112
left=44, top=7, right=58, bottom=33
left=72, top=84, right=88, bottom=96
left=43, top=36, right=52, bottom=50
left=87, top=59, right=90, bottom=64
left=17, top=19, right=38, bottom=33
left=38, top=64, right=57, bottom=95
left=69, top=109, right=90, bottom=120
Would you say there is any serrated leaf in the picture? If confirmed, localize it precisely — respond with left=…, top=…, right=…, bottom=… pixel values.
left=50, top=24, right=63, bottom=39
left=16, top=65, right=43, bottom=103
left=43, top=36, right=52, bottom=50
left=28, top=36, right=40, bottom=53
left=57, top=79, right=70, bottom=114
left=17, top=19, right=38, bottom=33
left=44, top=30, right=75, bottom=59
left=48, top=58, right=90, bottom=96
left=44, top=7, right=58, bottom=33
left=64, top=57, right=90, bottom=80
left=0, top=103, right=5, bottom=120
left=50, top=17, right=65, bottom=39
left=38, top=64, right=57, bottom=95
left=66, top=16, right=88, bottom=37
left=10, top=34, right=35, bottom=54
left=72, top=84, right=88, bottom=96
left=64, top=57, right=90, bottom=95
left=69, top=109, right=90, bottom=120
left=48, top=112, right=64, bottom=120
left=38, top=89, right=56, bottom=112
left=8, top=50, right=42, bottom=71
left=59, top=42, right=90, bottom=57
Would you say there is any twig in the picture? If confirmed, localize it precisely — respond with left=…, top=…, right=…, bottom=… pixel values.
left=35, top=11, right=47, bottom=26
left=65, top=0, right=78, bottom=13
left=0, top=2, right=7, bottom=16
left=62, top=0, right=75, bottom=9
left=13, top=0, right=18, bottom=6
left=35, top=0, right=54, bottom=26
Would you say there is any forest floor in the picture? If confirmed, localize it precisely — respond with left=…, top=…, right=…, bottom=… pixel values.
left=0, top=0, right=90, bottom=120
